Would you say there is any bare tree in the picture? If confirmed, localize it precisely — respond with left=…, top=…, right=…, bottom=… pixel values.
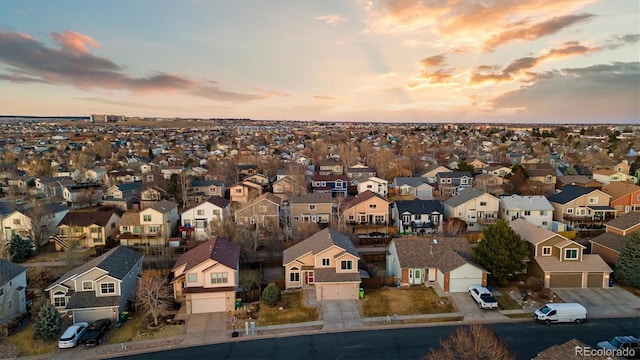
left=423, top=324, right=515, bottom=360
left=25, top=200, right=53, bottom=248
left=291, top=221, right=320, bottom=243
left=135, top=269, right=173, bottom=326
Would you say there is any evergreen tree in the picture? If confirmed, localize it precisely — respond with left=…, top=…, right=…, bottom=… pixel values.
left=33, top=304, right=63, bottom=341
left=9, top=235, right=31, bottom=263
left=261, top=283, right=281, bottom=306
left=472, top=219, right=529, bottom=286
left=615, top=231, right=640, bottom=287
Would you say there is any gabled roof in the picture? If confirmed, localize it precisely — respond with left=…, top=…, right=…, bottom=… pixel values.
left=245, top=192, right=281, bottom=207
left=395, top=199, right=443, bottom=215
left=149, top=199, right=178, bottom=214
left=394, top=177, right=430, bottom=187
left=119, top=212, right=141, bottom=226
left=313, top=174, right=348, bottom=182
left=548, top=185, right=597, bottom=204
left=173, top=236, right=239, bottom=272
left=46, top=246, right=143, bottom=291
left=283, top=228, right=359, bottom=265
left=500, top=195, right=554, bottom=211
left=115, top=182, right=143, bottom=192
left=59, top=209, right=117, bottom=227
left=390, top=237, right=483, bottom=273
left=343, top=190, right=389, bottom=209
left=589, top=231, right=635, bottom=253
left=605, top=212, right=640, bottom=232
left=444, top=188, right=489, bottom=207
left=509, top=218, right=559, bottom=246
left=0, top=259, right=26, bottom=284
left=292, top=192, right=333, bottom=204
left=206, top=196, right=230, bottom=209
left=602, top=182, right=640, bottom=201
left=191, top=179, right=224, bottom=187
left=437, top=171, right=472, bottom=179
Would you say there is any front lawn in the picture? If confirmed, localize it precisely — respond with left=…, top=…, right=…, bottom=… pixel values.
left=258, top=291, right=318, bottom=326
left=362, top=287, right=454, bottom=317
left=106, top=312, right=184, bottom=344
left=494, top=294, right=523, bottom=310
left=1, top=324, right=57, bottom=357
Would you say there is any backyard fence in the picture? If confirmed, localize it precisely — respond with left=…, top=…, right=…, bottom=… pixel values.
left=361, top=276, right=397, bottom=289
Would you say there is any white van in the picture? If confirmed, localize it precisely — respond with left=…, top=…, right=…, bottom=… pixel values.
left=534, top=303, right=587, bottom=325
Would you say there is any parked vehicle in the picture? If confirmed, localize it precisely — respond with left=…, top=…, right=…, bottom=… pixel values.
left=79, top=319, right=112, bottom=346
left=597, top=336, right=640, bottom=359
left=468, top=285, right=499, bottom=310
left=58, top=322, right=89, bottom=349
left=534, top=303, right=587, bottom=325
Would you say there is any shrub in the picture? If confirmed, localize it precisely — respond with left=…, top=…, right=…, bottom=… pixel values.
left=261, top=283, right=281, bottom=306
left=33, top=304, right=63, bottom=341
left=526, top=277, right=544, bottom=292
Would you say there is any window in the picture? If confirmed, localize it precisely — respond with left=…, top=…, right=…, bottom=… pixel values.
left=235, top=188, right=243, bottom=194
left=182, top=220, right=191, bottom=227
left=524, top=211, right=531, bottom=216
left=90, top=227, right=101, bottom=234
left=209, top=187, right=217, bottom=194
left=369, top=204, right=377, bottom=209
left=542, top=221, right=548, bottom=226
left=197, top=210, right=205, bottom=216
left=479, top=201, right=487, bottom=206
left=143, top=214, right=152, bottom=222
left=367, top=184, right=372, bottom=189
left=341, top=260, right=353, bottom=270
left=565, top=249, right=578, bottom=260
left=348, top=215, right=354, bottom=220
left=540, top=211, right=547, bottom=216
left=212, top=209, right=220, bottom=216
left=290, top=267, right=300, bottom=282
left=149, top=225, right=160, bottom=234
left=258, top=206, right=267, bottom=213
left=187, top=273, right=198, bottom=283
left=542, top=246, right=551, bottom=256
left=309, top=204, right=316, bottom=211
left=336, top=181, right=343, bottom=188
left=210, top=272, right=228, bottom=284
left=53, top=291, right=66, bottom=307
left=12, top=219, right=20, bottom=225
left=322, top=258, right=330, bottom=266
left=100, top=283, right=115, bottom=294
left=567, top=208, right=574, bottom=214
left=82, top=281, right=93, bottom=291
left=588, top=197, right=598, bottom=204
left=461, top=178, right=468, bottom=185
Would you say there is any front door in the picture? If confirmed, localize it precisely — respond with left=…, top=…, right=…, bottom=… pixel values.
left=304, top=271, right=314, bottom=285
left=428, top=268, right=436, bottom=282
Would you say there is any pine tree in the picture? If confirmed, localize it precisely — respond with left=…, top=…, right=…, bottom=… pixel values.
left=472, top=219, right=529, bottom=286
left=261, top=283, right=281, bottom=306
left=9, top=235, right=32, bottom=263
left=33, top=304, right=63, bottom=341
left=615, top=231, right=640, bottom=287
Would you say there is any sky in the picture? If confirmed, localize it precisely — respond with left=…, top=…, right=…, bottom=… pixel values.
left=0, top=0, right=638, bottom=124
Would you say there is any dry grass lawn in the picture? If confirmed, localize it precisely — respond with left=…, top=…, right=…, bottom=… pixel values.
left=258, top=291, right=318, bottom=326
left=362, top=287, right=454, bottom=317
left=106, top=312, right=184, bottom=344
left=1, top=324, right=57, bottom=357
left=494, top=295, right=522, bottom=310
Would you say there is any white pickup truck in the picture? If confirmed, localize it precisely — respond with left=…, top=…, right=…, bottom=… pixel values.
left=469, top=285, right=499, bottom=310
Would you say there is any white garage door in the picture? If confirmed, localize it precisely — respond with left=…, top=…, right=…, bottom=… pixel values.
left=74, top=307, right=115, bottom=323
left=319, top=284, right=356, bottom=300
left=191, top=297, right=226, bottom=314
left=449, top=277, right=483, bottom=293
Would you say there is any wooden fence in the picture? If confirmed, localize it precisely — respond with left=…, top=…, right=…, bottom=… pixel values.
left=466, top=232, right=483, bottom=244
left=361, top=276, right=397, bottom=290
left=235, top=289, right=261, bottom=303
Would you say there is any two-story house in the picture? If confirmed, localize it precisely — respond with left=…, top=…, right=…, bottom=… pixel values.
left=0, top=259, right=27, bottom=325
left=229, top=180, right=263, bottom=205
left=346, top=164, right=377, bottom=183
left=103, top=182, right=143, bottom=210
left=444, top=188, right=499, bottom=231
left=171, top=237, right=240, bottom=314
left=283, top=228, right=361, bottom=300
left=186, top=179, right=226, bottom=208
left=418, top=164, right=452, bottom=184
left=180, top=196, right=230, bottom=241
left=140, top=186, right=166, bottom=209
left=593, top=169, right=637, bottom=186
left=555, top=175, right=603, bottom=190
left=342, top=190, right=389, bottom=238
left=436, top=171, right=473, bottom=197
left=53, top=209, right=121, bottom=251
left=601, top=182, right=640, bottom=214
left=473, top=173, right=506, bottom=196
left=116, top=200, right=179, bottom=247
left=312, top=175, right=348, bottom=198
left=357, top=176, right=388, bottom=197
left=548, top=185, right=615, bottom=231
left=290, top=192, right=333, bottom=225
left=522, top=163, right=556, bottom=195
left=510, top=218, right=612, bottom=288
left=45, top=246, right=143, bottom=323
left=499, top=195, right=554, bottom=229
left=63, top=183, right=104, bottom=209
left=393, top=199, right=444, bottom=236
left=317, top=159, right=344, bottom=176
left=234, top=193, right=281, bottom=228
left=392, top=177, right=434, bottom=199
left=589, top=212, right=640, bottom=265
left=482, top=165, right=512, bottom=177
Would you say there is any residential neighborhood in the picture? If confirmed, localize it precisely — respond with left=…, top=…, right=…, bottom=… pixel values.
left=0, top=118, right=638, bottom=358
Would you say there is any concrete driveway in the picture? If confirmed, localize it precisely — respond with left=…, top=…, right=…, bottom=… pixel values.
left=321, top=300, right=363, bottom=330
left=449, top=292, right=506, bottom=322
left=552, top=287, right=640, bottom=318
left=182, top=312, right=228, bottom=344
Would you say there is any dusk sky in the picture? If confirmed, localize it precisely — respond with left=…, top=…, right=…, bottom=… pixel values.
left=0, top=0, right=638, bottom=123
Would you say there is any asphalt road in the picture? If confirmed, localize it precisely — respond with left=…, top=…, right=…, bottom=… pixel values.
left=114, top=317, right=640, bottom=360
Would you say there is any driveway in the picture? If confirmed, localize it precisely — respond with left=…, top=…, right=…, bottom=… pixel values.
left=449, top=292, right=507, bottom=322
left=321, top=300, right=363, bottom=330
left=552, top=287, right=640, bottom=318
left=182, top=312, right=228, bottom=345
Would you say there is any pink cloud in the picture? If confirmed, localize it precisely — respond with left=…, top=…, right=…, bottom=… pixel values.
left=51, top=31, right=100, bottom=54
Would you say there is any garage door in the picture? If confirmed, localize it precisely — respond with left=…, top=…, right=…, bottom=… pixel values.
left=73, top=307, right=115, bottom=323
left=448, top=277, right=483, bottom=293
left=191, top=297, right=226, bottom=314
left=549, top=273, right=583, bottom=288
left=319, top=284, right=356, bottom=300
left=587, top=273, right=604, bottom=288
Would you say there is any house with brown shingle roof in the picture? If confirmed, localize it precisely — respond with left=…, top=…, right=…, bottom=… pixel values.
left=590, top=212, right=640, bottom=265
left=234, top=192, right=281, bottom=227
left=602, top=182, right=640, bottom=214
left=342, top=190, right=390, bottom=238
left=171, top=236, right=240, bottom=314
left=386, top=237, right=488, bottom=292
left=53, top=209, right=120, bottom=250
left=283, top=228, right=361, bottom=301
left=510, top=218, right=612, bottom=288
left=115, top=199, right=179, bottom=247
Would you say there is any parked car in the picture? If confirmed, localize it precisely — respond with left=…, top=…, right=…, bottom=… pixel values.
left=597, top=336, right=640, bottom=359
left=79, top=319, right=112, bottom=346
left=534, top=303, right=587, bottom=325
left=468, top=285, right=498, bottom=310
left=58, top=322, right=89, bottom=349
